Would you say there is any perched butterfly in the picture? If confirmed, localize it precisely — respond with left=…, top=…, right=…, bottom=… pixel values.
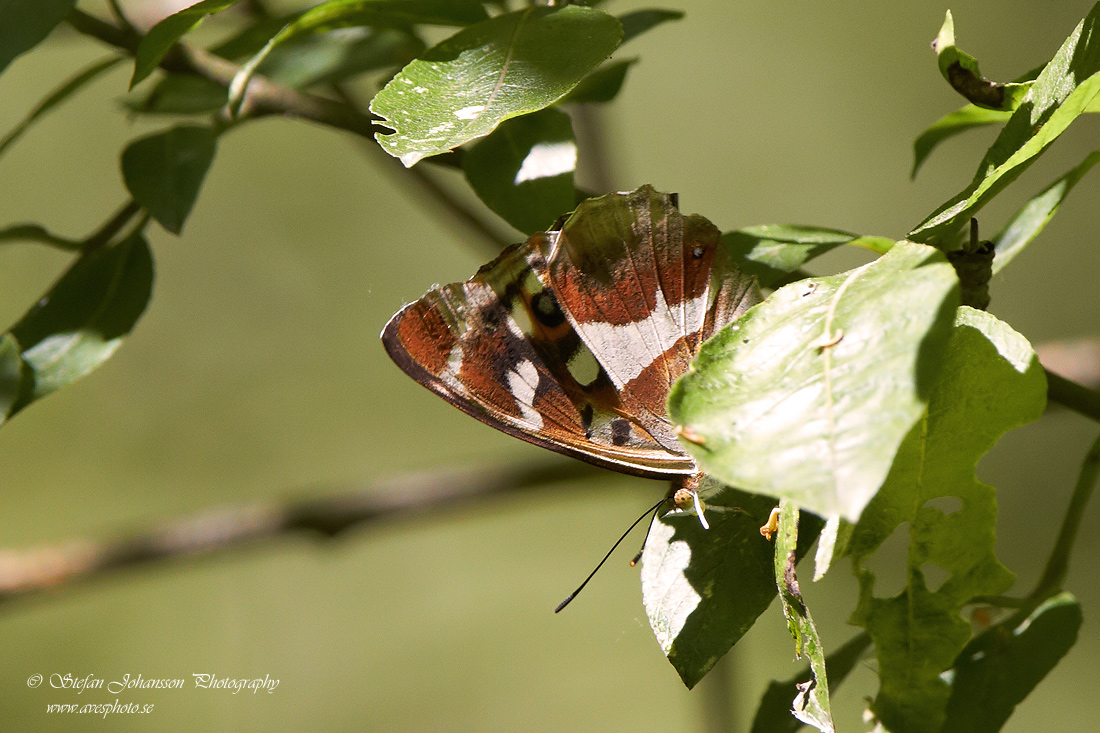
left=381, top=185, right=761, bottom=487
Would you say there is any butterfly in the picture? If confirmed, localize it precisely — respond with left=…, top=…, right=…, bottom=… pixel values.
left=382, top=185, right=760, bottom=488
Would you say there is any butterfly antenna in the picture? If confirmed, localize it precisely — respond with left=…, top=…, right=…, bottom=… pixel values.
left=555, top=497, right=666, bottom=613
left=630, top=500, right=667, bottom=566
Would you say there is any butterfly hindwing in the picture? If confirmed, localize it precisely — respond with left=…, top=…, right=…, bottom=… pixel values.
left=382, top=186, right=761, bottom=479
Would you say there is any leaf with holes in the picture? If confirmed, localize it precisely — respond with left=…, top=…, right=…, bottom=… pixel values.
left=371, top=5, right=622, bottom=166
left=847, top=307, right=1046, bottom=733
left=463, top=108, right=576, bottom=235
left=772, top=500, right=834, bottom=733
left=122, top=125, right=218, bottom=234
left=6, top=234, right=154, bottom=416
left=668, top=242, right=959, bottom=521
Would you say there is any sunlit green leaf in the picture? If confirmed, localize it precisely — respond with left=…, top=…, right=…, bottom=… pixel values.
left=121, top=125, right=219, bottom=235
left=371, top=6, right=622, bottom=166
left=130, top=0, right=244, bottom=89
left=848, top=308, right=1047, bottom=733
left=7, top=234, right=154, bottom=414
left=722, top=226, right=893, bottom=289
left=0, top=0, right=76, bottom=75
left=942, top=593, right=1082, bottom=733
left=228, top=0, right=487, bottom=110
left=772, top=501, right=834, bottom=732
left=463, top=108, right=575, bottom=234
left=991, top=150, right=1100, bottom=273
left=910, top=3, right=1100, bottom=247
left=560, top=58, right=636, bottom=104
left=0, top=56, right=121, bottom=160
left=668, top=242, right=959, bottom=521
left=750, top=632, right=870, bottom=733
left=640, top=479, right=820, bottom=688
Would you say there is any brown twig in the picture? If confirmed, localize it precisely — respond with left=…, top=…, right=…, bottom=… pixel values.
left=0, top=460, right=609, bottom=607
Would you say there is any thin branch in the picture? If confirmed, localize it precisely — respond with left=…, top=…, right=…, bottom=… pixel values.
left=82, top=199, right=142, bottom=251
left=1045, top=368, right=1100, bottom=423
left=0, top=460, right=610, bottom=607
left=65, top=9, right=382, bottom=139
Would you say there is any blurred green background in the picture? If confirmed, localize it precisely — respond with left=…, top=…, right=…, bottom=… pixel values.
left=1, top=0, right=1098, bottom=730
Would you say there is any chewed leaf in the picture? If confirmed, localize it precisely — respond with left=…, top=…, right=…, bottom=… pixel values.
left=463, top=108, right=576, bottom=235
left=932, top=11, right=1031, bottom=110
left=848, top=308, right=1047, bottom=733
left=668, top=242, right=959, bottom=521
left=773, top=501, right=834, bottom=732
left=371, top=6, right=622, bottom=166
left=7, top=235, right=154, bottom=415
left=910, top=3, right=1100, bottom=247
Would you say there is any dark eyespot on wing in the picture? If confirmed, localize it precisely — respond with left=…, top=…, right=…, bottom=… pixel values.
left=611, top=418, right=631, bottom=446
left=532, top=290, right=566, bottom=328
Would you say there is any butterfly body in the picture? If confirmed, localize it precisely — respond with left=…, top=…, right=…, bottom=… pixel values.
left=382, top=186, right=761, bottom=479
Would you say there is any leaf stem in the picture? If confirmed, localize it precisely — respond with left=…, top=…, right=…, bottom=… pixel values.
left=82, top=200, right=142, bottom=252
left=1046, top=368, right=1100, bottom=423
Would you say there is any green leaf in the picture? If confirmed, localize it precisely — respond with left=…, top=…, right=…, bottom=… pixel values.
left=258, top=27, right=425, bottom=89
left=722, top=226, right=893, bottom=289
left=228, top=0, right=487, bottom=110
left=121, top=125, right=219, bottom=235
left=130, top=0, right=244, bottom=89
left=941, top=593, right=1082, bottom=733
left=617, top=9, right=683, bottom=44
left=991, top=150, right=1100, bottom=274
left=127, top=74, right=229, bottom=116
left=772, top=501, right=834, bottom=733
left=0, top=333, right=23, bottom=422
left=371, top=6, right=622, bottom=166
left=932, top=11, right=1031, bottom=110
left=848, top=308, right=1047, bottom=733
left=640, top=479, right=820, bottom=688
left=7, top=234, right=154, bottom=415
left=910, top=3, right=1100, bottom=247
left=463, top=108, right=576, bottom=234
left=911, top=105, right=1011, bottom=178
left=668, top=242, right=959, bottom=521
left=750, top=632, right=871, bottom=733
left=0, top=0, right=76, bottom=75
left=560, top=58, right=636, bottom=104
left=0, top=56, right=122, bottom=160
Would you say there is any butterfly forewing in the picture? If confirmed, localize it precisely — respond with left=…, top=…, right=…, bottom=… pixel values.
left=381, top=186, right=761, bottom=479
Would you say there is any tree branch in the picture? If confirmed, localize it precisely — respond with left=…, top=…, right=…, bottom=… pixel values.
left=1045, top=368, right=1100, bottom=423
left=0, top=460, right=610, bottom=607
left=65, top=8, right=382, bottom=139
